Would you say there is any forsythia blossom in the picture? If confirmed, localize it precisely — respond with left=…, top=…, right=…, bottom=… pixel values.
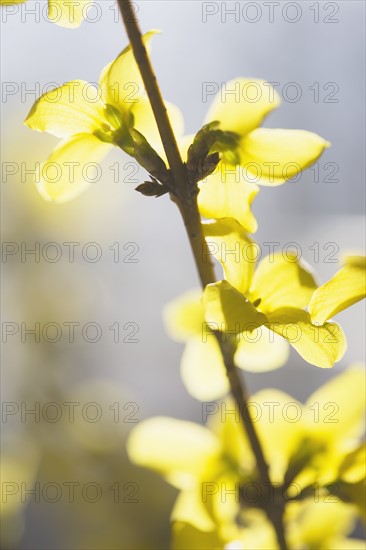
left=180, top=78, right=329, bottom=231
left=24, top=29, right=329, bottom=224
left=164, top=224, right=365, bottom=400
left=204, top=78, right=329, bottom=185
left=127, top=366, right=366, bottom=549
left=17, top=17, right=366, bottom=550
left=24, top=31, right=183, bottom=202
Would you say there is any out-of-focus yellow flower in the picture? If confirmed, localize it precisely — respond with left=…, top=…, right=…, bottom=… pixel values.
left=24, top=31, right=183, bottom=203
left=174, top=500, right=365, bottom=550
left=0, top=440, right=40, bottom=548
left=285, top=499, right=365, bottom=550
left=173, top=500, right=365, bottom=550
left=0, top=0, right=94, bottom=28
left=163, top=221, right=361, bottom=400
left=127, top=367, right=365, bottom=549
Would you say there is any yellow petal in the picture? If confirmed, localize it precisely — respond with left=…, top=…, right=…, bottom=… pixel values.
left=163, top=289, right=204, bottom=342
left=131, top=95, right=184, bottom=158
left=234, top=327, right=289, bottom=373
left=309, top=256, right=366, bottom=325
left=202, top=218, right=258, bottom=294
left=329, top=538, right=366, bottom=550
left=344, top=255, right=366, bottom=269
left=0, top=442, right=40, bottom=517
left=25, top=80, right=107, bottom=138
left=304, top=366, right=366, bottom=444
left=239, top=128, right=330, bottom=186
left=209, top=399, right=254, bottom=473
left=339, top=444, right=366, bottom=483
left=203, top=280, right=266, bottom=334
left=48, top=0, right=90, bottom=28
left=172, top=492, right=217, bottom=533
left=181, top=337, right=230, bottom=401
left=249, top=252, right=317, bottom=314
left=99, top=30, right=158, bottom=113
left=198, top=163, right=259, bottom=233
left=287, top=500, right=357, bottom=549
left=204, top=78, right=281, bottom=136
left=212, top=471, right=241, bottom=524
left=250, top=389, right=305, bottom=483
left=36, top=134, right=113, bottom=203
left=267, top=308, right=346, bottom=369
left=337, top=480, right=366, bottom=522
left=126, top=417, right=221, bottom=490
left=236, top=512, right=278, bottom=550
left=172, top=522, right=223, bottom=549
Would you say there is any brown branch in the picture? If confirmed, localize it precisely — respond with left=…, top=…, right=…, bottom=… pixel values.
left=117, top=1, right=288, bottom=548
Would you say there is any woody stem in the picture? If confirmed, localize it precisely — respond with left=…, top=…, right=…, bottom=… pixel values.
left=117, top=1, right=288, bottom=548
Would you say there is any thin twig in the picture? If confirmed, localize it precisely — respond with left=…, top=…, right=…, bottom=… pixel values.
left=117, top=1, right=288, bottom=548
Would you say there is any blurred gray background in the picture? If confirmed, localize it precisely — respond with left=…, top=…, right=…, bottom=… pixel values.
left=1, top=1, right=365, bottom=548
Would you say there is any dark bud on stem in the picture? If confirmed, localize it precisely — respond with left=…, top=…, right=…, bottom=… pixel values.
left=186, top=121, right=240, bottom=185
left=199, top=152, right=221, bottom=180
left=187, top=121, right=221, bottom=163
left=135, top=177, right=169, bottom=198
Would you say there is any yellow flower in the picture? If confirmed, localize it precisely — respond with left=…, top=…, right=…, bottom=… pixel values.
left=178, top=79, right=330, bottom=232
left=24, top=31, right=183, bottom=202
left=309, top=255, right=366, bottom=325
left=204, top=79, right=330, bottom=186
left=0, top=0, right=94, bottom=28
left=285, top=499, right=365, bottom=550
left=23, top=27, right=328, bottom=226
left=163, top=219, right=361, bottom=401
left=173, top=500, right=366, bottom=550
left=127, top=367, right=365, bottom=549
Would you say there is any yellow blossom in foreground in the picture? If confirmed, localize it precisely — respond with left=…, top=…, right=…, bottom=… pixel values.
left=163, top=220, right=364, bottom=400
left=127, top=367, right=365, bottom=549
left=176, top=78, right=330, bottom=232
left=204, top=79, right=330, bottom=186
left=23, top=26, right=329, bottom=229
left=24, top=31, right=183, bottom=202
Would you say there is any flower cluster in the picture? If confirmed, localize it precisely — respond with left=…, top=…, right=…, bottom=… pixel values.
left=164, top=241, right=365, bottom=400
left=128, top=367, right=366, bottom=549
left=24, top=32, right=365, bottom=394
left=22, top=29, right=366, bottom=549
